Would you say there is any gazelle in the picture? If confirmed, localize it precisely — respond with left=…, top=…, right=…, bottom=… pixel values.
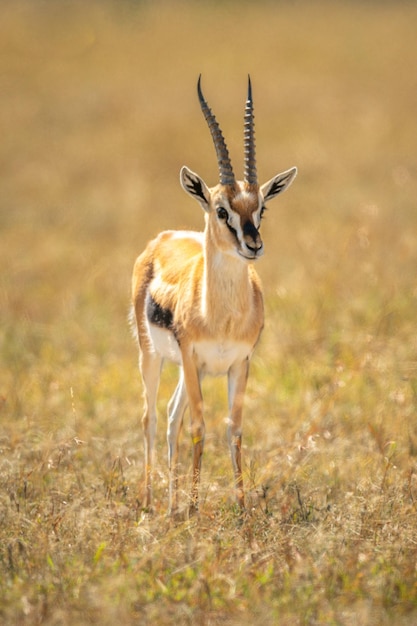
left=132, top=76, right=297, bottom=515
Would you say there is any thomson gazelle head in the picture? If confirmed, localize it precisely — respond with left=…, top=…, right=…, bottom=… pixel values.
left=180, top=76, right=297, bottom=261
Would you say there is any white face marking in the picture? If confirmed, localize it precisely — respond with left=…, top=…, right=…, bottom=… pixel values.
left=232, top=189, right=254, bottom=203
left=226, top=206, right=243, bottom=238
left=254, top=193, right=264, bottom=228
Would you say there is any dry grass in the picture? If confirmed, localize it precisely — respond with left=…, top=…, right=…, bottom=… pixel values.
left=1, top=1, right=417, bottom=624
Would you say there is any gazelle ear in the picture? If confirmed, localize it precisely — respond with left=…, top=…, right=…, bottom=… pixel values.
left=180, top=166, right=211, bottom=212
left=260, top=167, right=297, bottom=203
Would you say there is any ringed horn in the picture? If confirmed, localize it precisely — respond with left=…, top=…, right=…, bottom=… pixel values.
left=197, top=75, right=257, bottom=188
left=243, top=75, right=257, bottom=186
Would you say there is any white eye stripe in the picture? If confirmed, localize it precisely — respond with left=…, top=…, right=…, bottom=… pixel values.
left=227, top=210, right=244, bottom=238
left=247, top=205, right=264, bottom=229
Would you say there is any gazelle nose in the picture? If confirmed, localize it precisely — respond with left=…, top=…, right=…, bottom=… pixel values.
left=243, top=220, right=262, bottom=252
left=245, top=239, right=263, bottom=253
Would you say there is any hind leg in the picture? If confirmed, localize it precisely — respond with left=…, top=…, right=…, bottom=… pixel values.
left=167, top=368, right=188, bottom=515
left=227, top=358, right=249, bottom=511
left=139, top=348, right=163, bottom=509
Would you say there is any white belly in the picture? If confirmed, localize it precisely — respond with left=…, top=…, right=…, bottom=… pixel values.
left=147, top=324, right=251, bottom=376
left=148, top=324, right=182, bottom=364
left=193, top=339, right=252, bottom=376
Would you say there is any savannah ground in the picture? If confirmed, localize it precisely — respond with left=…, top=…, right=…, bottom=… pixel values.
left=1, top=1, right=417, bottom=624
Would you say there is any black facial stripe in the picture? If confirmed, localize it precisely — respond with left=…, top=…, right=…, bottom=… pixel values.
left=146, top=295, right=173, bottom=330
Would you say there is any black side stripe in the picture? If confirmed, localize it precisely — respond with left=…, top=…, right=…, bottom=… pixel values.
left=146, top=295, right=174, bottom=331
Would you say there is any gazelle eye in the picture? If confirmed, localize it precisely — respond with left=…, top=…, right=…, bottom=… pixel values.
left=260, top=206, right=267, bottom=219
left=216, top=207, right=228, bottom=221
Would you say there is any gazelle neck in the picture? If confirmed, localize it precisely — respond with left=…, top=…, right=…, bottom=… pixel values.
left=201, top=227, right=252, bottom=328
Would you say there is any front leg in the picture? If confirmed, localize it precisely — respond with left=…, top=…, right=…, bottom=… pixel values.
left=227, top=358, right=250, bottom=510
left=181, top=344, right=205, bottom=514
